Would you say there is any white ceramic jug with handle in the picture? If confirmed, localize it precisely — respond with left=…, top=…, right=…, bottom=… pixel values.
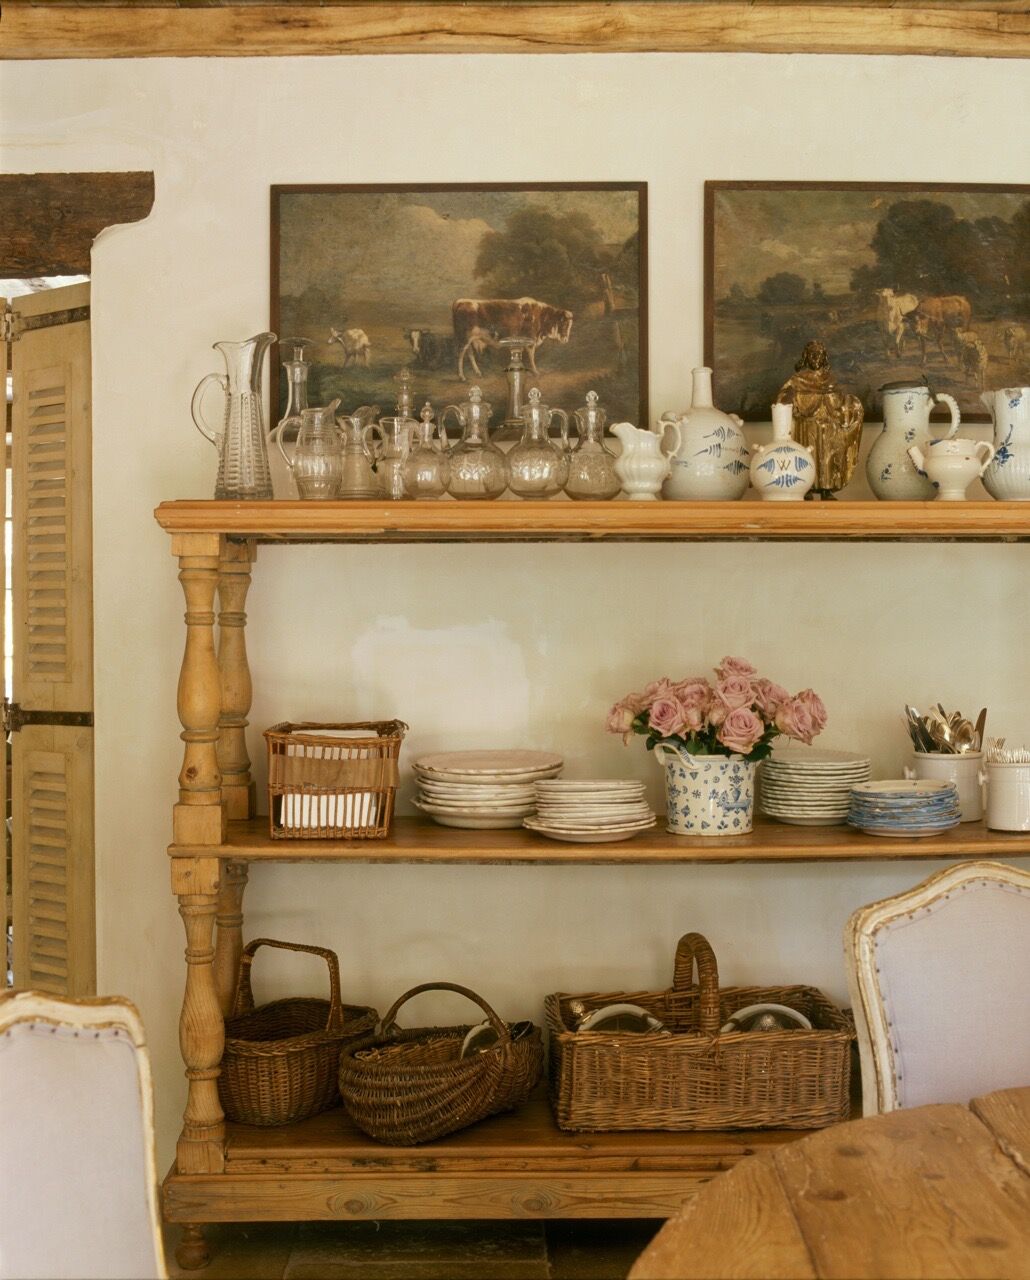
left=611, top=420, right=681, bottom=500
left=866, top=380, right=960, bottom=500
left=662, top=366, right=750, bottom=501
left=981, top=386, right=1030, bottom=500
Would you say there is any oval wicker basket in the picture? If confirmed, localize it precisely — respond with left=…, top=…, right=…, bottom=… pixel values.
left=219, top=938, right=378, bottom=1127
left=339, top=982, right=543, bottom=1145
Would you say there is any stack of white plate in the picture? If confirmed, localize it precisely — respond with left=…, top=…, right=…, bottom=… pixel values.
left=760, top=746, right=872, bottom=826
left=524, top=779, right=656, bottom=844
left=412, top=750, right=563, bottom=829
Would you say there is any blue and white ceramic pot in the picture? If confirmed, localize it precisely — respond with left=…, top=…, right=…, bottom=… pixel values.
left=662, top=366, right=750, bottom=501
left=749, top=403, right=815, bottom=501
left=866, top=381, right=960, bottom=500
left=981, top=387, right=1030, bottom=500
left=654, top=746, right=756, bottom=836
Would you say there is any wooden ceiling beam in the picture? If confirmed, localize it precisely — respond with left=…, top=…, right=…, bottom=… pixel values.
left=1, top=3, right=1027, bottom=60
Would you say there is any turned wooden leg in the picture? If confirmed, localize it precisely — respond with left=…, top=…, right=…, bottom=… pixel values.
left=172, top=532, right=227, bottom=847
left=217, top=540, right=257, bottom=820
left=173, top=856, right=225, bottom=1174
left=175, top=1224, right=211, bottom=1271
left=213, top=860, right=249, bottom=1017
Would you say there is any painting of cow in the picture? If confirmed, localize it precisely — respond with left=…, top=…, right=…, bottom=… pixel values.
left=271, top=183, right=647, bottom=429
left=705, top=182, right=1030, bottom=422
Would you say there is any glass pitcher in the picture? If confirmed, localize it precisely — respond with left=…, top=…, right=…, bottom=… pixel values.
left=274, top=399, right=343, bottom=500
left=508, top=387, right=570, bottom=499
left=376, top=415, right=418, bottom=499
left=441, top=386, right=509, bottom=500
left=565, top=390, right=620, bottom=500
left=191, top=332, right=276, bottom=499
left=338, top=404, right=382, bottom=500
left=403, top=403, right=451, bottom=500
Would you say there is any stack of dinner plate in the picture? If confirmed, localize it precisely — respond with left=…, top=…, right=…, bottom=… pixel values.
left=759, top=746, right=872, bottom=826
left=412, top=749, right=563, bottom=829
left=524, top=779, right=656, bottom=844
left=849, top=779, right=961, bottom=837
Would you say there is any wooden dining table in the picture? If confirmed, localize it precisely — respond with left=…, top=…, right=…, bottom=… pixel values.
left=630, top=1086, right=1030, bottom=1280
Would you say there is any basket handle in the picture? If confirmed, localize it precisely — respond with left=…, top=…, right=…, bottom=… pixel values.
left=232, top=937, right=343, bottom=1033
left=376, top=981, right=511, bottom=1047
left=672, top=932, right=721, bottom=1036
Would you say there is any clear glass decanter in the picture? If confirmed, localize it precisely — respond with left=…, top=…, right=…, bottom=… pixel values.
left=508, top=388, right=570, bottom=499
left=376, top=415, right=418, bottom=499
left=565, top=390, right=620, bottom=500
left=275, top=398, right=343, bottom=499
left=442, top=386, right=509, bottom=500
left=270, top=336, right=314, bottom=498
left=338, top=403, right=382, bottom=500
left=402, top=403, right=451, bottom=500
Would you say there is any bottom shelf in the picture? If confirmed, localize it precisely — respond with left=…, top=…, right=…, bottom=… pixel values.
left=162, top=1098, right=830, bottom=1222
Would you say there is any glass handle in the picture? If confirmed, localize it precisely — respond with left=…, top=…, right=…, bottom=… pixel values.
left=190, top=373, right=226, bottom=447
left=550, top=408, right=571, bottom=451
left=362, top=422, right=385, bottom=463
left=439, top=405, right=463, bottom=447
left=274, top=416, right=296, bottom=470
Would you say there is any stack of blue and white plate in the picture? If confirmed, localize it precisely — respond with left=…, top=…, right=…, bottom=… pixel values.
left=849, top=779, right=961, bottom=837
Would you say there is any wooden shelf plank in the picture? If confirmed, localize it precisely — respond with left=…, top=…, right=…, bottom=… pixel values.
left=169, top=814, right=1030, bottom=865
left=155, top=499, right=1030, bottom=544
left=6, top=3, right=1028, bottom=61
left=162, top=1098, right=820, bottom=1222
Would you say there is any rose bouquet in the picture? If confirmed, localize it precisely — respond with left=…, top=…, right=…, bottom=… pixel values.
left=605, top=656, right=827, bottom=763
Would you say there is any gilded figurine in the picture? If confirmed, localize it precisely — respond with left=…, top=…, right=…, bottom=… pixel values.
left=776, top=341, right=864, bottom=499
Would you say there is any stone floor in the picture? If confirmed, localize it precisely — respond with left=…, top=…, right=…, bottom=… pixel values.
left=166, top=1220, right=664, bottom=1280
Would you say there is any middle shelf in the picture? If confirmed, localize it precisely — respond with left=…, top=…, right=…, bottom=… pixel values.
left=169, top=814, right=1030, bottom=865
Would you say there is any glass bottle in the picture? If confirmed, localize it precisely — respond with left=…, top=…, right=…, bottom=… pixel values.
left=403, top=403, right=451, bottom=500
left=565, top=390, right=621, bottom=500
left=508, top=387, right=570, bottom=499
left=376, top=415, right=418, bottom=499
left=338, top=403, right=382, bottom=500
left=274, top=398, right=343, bottom=499
left=271, top=337, right=315, bottom=498
left=441, top=386, right=509, bottom=500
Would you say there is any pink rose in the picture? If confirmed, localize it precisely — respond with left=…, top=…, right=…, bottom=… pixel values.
left=708, top=700, right=728, bottom=727
left=753, top=678, right=790, bottom=718
left=794, top=689, right=828, bottom=736
left=716, top=656, right=757, bottom=681
left=717, top=707, right=765, bottom=756
left=640, top=678, right=677, bottom=709
left=775, top=697, right=816, bottom=744
left=672, top=677, right=711, bottom=700
left=605, top=699, right=637, bottom=738
left=648, top=695, right=687, bottom=740
left=714, top=675, right=755, bottom=713
left=674, top=679, right=713, bottom=732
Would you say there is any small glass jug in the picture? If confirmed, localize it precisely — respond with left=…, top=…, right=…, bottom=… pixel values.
left=191, top=332, right=276, bottom=499
left=442, top=386, right=509, bottom=500
left=376, top=415, right=418, bottom=499
left=565, top=390, right=620, bottom=500
left=338, top=404, right=382, bottom=499
left=274, top=398, right=343, bottom=500
left=508, top=387, right=570, bottom=499
left=403, top=403, right=451, bottom=500
left=271, top=336, right=315, bottom=499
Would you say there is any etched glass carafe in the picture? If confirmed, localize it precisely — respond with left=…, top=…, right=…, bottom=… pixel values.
left=275, top=399, right=343, bottom=499
left=191, top=332, right=276, bottom=499
left=403, top=404, right=451, bottom=500
left=338, top=404, right=382, bottom=500
left=442, top=386, right=509, bottom=500
left=377, top=415, right=418, bottom=499
left=271, top=337, right=314, bottom=498
left=508, top=388, right=570, bottom=499
left=565, top=390, right=620, bottom=500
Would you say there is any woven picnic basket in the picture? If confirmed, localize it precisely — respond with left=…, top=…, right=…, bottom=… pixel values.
left=546, top=931, right=851, bottom=1132
left=339, top=982, right=544, bottom=1145
left=219, top=938, right=378, bottom=1126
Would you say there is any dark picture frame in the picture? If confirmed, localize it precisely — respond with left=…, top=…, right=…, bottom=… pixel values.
left=270, top=182, right=648, bottom=431
left=704, top=181, right=1030, bottom=422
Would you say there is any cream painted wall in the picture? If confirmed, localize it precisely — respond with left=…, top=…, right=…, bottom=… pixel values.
left=2, top=52, right=1029, bottom=1164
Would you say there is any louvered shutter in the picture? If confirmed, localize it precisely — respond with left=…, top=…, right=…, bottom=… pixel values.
left=9, top=283, right=95, bottom=995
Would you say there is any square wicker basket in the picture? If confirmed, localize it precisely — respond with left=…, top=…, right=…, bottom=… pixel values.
left=264, top=720, right=407, bottom=839
left=546, top=931, right=852, bottom=1132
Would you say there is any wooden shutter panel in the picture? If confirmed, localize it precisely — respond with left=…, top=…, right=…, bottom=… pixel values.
left=9, top=283, right=95, bottom=995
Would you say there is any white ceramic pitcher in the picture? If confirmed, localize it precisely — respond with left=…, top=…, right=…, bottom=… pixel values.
left=866, top=380, right=960, bottom=500
left=981, top=387, right=1030, bottom=500
left=611, top=420, right=681, bottom=499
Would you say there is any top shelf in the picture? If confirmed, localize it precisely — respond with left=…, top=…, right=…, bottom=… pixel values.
left=154, top=500, right=1030, bottom=544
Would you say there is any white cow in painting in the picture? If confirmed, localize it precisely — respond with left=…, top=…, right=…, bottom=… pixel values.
left=328, top=327, right=371, bottom=366
left=874, top=287, right=919, bottom=358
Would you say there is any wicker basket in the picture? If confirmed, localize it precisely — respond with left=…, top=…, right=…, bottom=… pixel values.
left=546, top=931, right=851, bottom=1132
left=265, top=720, right=407, bottom=839
left=219, top=938, right=378, bottom=1126
left=339, top=982, right=544, bottom=1145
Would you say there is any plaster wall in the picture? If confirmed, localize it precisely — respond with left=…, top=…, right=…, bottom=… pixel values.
left=2, top=50, right=1028, bottom=1163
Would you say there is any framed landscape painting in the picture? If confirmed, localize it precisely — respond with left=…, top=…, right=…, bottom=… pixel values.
left=271, top=182, right=647, bottom=430
left=704, top=181, right=1030, bottom=422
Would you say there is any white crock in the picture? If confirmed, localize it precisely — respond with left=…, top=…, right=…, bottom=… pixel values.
left=982, top=387, right=1030, bottom=501
left=904, top=751, right=983, bottom=822
left=654, top=745, right=756, bottom=836
left=984, top=761, right=1030, bottom=831
left=662, top=367, right=750, bottom=501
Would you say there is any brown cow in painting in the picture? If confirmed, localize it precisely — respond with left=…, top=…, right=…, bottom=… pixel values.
left=908, top=295, right=973, bottom=363
left=452, top=297, right=574, bottom=381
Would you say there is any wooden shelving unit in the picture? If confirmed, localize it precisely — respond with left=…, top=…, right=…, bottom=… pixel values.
left=156, top=499, right=1030, bottom=1269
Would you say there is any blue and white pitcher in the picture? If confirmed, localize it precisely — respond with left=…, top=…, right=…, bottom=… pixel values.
left=866, top=380, right=960, bottom=500
left=981, top=387, right=1030, bottom=500
left=653, top=745, right=756, bottom=836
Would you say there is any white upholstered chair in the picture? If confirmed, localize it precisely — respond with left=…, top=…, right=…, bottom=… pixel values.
left=0, top=991, right=166, bottom=1280
left=845, top=859, right=1030, bottom=1115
